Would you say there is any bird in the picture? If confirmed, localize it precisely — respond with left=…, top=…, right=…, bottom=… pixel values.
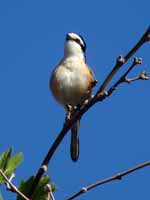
left=50, top=32, right=96, bottom=162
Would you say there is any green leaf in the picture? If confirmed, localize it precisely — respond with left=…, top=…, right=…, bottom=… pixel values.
left=33, top=175, right=50, bottom=200
left=0, top=148, right=12, bottom=184
left=5, top=152, right=23, bottom=177
left=0, top=148, right=23, bottom=185
left=17, top=176, right=35, bottom=200
left=0, top=192, right=3, bottom=200
left=17, top=175, right=56, bottom=200
left=0, top=148, right=12, bottom=170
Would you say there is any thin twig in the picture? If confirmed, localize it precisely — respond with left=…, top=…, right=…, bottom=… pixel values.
left=28, top=26, right=150, bottom=198
left=125, top=71, right=149, bottom=83
left=0, top=170, right=30, bottom=200
left=46, top=184, right=55, bottom=200
left=66, top=161, right=150, bottom=200
left=5, top=173, right=15, bottom=190
left=106, top=57, right=142, bottom=96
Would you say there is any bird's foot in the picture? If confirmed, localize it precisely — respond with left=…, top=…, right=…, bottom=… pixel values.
left=65, top=104, right=74, bottom=121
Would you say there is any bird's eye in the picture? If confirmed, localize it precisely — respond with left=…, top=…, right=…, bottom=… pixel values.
left=74, top=38, right=86, bottom=52
left=76, top=38, right=85, bottom=48
left=75, top=38, right=81, bottom=44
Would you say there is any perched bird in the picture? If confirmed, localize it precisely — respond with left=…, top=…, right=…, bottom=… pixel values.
left=50, top=33, right=96, bottom=162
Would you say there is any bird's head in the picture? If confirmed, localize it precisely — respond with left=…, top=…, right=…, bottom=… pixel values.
left=64, top=32, right=86, bottom=59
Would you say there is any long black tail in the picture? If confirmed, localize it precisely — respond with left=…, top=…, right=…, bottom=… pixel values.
left=70, top=120, right=80, bottom=162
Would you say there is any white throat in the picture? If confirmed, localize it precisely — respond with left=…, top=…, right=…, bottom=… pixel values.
left=64, top=40, right=85, bottom=60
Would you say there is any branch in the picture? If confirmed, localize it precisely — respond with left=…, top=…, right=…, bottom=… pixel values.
left=105, top=57, right=149, bottom=97
left=95, top=25, right=150, bottom=95
left=28, top=26, right=150, bottom=198
left=66, top=161, right=150, bottom=200
left=0, top=170, right=30, bottom=200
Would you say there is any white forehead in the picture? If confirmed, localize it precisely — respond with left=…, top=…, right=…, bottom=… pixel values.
left=67, top=32, right=84, bottom=46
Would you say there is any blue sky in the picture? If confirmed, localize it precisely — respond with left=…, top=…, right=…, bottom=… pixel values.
left=0, top=0, right=150, bottom=199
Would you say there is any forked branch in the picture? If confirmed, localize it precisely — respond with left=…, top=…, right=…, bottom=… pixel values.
left=0, top=170, right=30, bottom=200
left=28, top=26, right=150, bottom=198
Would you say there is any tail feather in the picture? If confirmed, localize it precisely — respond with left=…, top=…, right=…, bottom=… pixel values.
left=70, top=120, right=80, bottom=162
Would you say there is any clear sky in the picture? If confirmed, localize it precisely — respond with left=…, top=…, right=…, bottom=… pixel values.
left=0, top=1, right=150, bottom=199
